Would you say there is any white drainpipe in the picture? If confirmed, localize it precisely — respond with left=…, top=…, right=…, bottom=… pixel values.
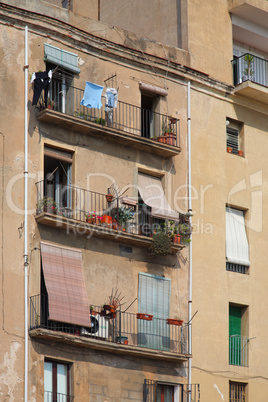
left=24, top=25, right=29, bottom=402
left=187, top=81, right=192, bottom=402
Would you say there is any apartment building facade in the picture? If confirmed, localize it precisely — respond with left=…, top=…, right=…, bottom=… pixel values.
left=0, top=0, right=199, bottom=401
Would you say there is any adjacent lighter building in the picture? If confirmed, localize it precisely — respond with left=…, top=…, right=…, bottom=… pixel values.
left=1, top=0, right=268, bottom=401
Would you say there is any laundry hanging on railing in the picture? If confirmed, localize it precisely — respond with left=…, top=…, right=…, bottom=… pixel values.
left=80, top=81, right=104, bottom=109
left=104, top=87, right=118, bottom=125
left=31, top=70, right=52, bottom=107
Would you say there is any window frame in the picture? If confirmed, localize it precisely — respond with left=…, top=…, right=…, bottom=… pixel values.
left=226, top=206, right=250, bottom=274
left=226, top=118, right=243, bottom=155
left=44, top=359, right=72, bottom=402
left=229, top=380, right=247, bottom=402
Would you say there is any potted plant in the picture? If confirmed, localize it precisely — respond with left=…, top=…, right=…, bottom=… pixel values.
left=47, top=98, right=54, bottom=109
left=242, top=53, right=254, bottom=82
left=114, top=206, right=134, bottom=231
left=85, top=211, right=96, bottom=224
left=227, top=147, right=233, bottom=153
left=106, top=193, right=113, bottom=203
left=36, top=196, right=58, bottom=214
left=157, top=117, right=177, bottom=145
left=95, top=117, right=106, bottom=126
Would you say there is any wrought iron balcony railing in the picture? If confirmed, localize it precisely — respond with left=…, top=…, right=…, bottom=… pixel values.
left=44, top=390, right=74, bottom=402
left=35, top=179, right=183, bottom=244
left=30, top=295, right=189, bottom=356
left=229, top=335, right=249, bottom=367
left=144, top=379, right=200, bottom=402
left=232, top=53, right=268, bottom=87
left=41, top=80, right=180, bottom=148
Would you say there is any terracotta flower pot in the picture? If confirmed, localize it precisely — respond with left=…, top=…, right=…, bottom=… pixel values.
left=106, top=194, right=113, bottom=202
left=164, top=132, right=176, bottom=146
left=166, top=318, right=183, bottom=326
left=136, top=313, right=153, bottom=321
left=227, top=147, right=232, bottom=153
left=172, top=234, right=181, bottom=244
left=238, top=150, right=244, bottom=157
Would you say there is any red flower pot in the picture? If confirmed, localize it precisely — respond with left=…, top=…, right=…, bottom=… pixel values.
left=136, top=313, right=153, bottom=321
left=166, top=318, right=183, bottom=326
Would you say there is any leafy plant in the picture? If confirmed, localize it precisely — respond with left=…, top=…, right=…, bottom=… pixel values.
left=36, top=197, right=57, bottom=214
left=95, top=117, right=106, bottom=126
left=114, top=206, right=134, bottom=225
left=150, top=230, right=172, bottom=256
left=243, top=54, right=254, bottom=77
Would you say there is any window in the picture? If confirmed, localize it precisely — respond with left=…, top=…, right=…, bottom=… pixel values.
left=156, top=384, right=174, bottom=402
left=44, top=43, right=80, bottom=113
left=141, top=93, right=158, bottom=139
left=226, top=119, right=243, bottom=155
left=143, top=380, right=200, bottom=402
left=43, top=146, right=73, bottom=214
left=229, top=381, right=247, bottom=402
left=229, top=305, right=249, bottom=367
left=138, top=273, right=170, bottom=350
left=140, top=82, right=167, bottom=139
left=44, top=360, right=72, bottom=401
left=226, top=207, right=250, bottom=274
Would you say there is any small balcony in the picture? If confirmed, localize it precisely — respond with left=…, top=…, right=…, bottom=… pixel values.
left=144, top=380, right=200, bottom=402
left=232, top=53, right=268, bottom=104
left=29, top=295, right=190, bottom=362
left=229, top=335, right=249, bottom=367
left=35, top=180, right=184, bottom=253
left=44, top=391, right=74, bottom=402
left=36, top=81, right=181, bottom=158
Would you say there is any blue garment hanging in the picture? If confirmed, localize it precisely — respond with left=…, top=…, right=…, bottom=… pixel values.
left=80, top=81, right=104, bottom=109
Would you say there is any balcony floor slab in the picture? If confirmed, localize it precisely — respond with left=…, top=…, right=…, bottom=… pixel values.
left=29, top=327, right=190, bottom=363
left=37, top=109, right=181, bottom=158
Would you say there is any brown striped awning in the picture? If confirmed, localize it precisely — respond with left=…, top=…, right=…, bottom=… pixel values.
left=40, top=242, right=90, bottom=327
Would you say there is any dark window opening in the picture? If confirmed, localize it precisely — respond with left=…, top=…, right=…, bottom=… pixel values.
left=141, top=94, right=154, bottom=139
left=46, top=62, right=74, bottom=114
left=44, top=147, right=72, bottom=212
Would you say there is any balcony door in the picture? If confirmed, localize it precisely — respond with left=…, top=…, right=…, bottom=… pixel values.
left=138, top=273, right=170, bottom=351
left=44, top=147, right=72, bottom=213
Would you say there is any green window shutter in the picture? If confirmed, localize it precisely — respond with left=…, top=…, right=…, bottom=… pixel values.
left=229, top=306, right=241, bottom=365
left=44, top=43, right=80, bottom=74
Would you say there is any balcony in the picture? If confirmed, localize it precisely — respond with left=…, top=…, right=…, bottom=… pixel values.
left=144, top=380, right=200, bottom=402
left=229, top=335, right=249, bottom=366
left=229, top=1, right=268, bottom=53
left=44, top=391, right=74, bottom=402
left=35, top=180, right=184, bottom=253
left=232, top=53, right=268, bottom=104
left=29, top=295, right=190, bottom=362
left=36, top=81, right=181, bottom=158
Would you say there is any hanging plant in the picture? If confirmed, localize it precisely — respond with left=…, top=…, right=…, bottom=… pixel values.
left=149, top=231, right=172, bottom=256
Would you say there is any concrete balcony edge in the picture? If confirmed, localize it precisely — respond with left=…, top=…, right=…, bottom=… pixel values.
left=35, top=213, right=184, bottom=253
left=29, top=327, right=190, bottom=362
left=36, top=109, right=181, bottom=158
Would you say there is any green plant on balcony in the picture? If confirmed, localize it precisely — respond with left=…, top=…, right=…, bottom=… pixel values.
left=95, top=117, right=106, bottom=126
left=178, top=212, right=192, bottom=243
left=114, top=206, right=134, bottom=226
left=243, top=54, right=254, bottom=80
left=150, top=226, right=172, bottom=256
left=36, top=196, right=58, bottom=214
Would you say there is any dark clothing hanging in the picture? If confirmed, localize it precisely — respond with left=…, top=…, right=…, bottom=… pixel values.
left=32, top=71, right=51, bottom=107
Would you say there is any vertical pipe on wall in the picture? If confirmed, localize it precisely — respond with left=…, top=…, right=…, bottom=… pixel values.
left=187, top=80, right=192, bottom=402
left=24, top=25, right=29, bottom=402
